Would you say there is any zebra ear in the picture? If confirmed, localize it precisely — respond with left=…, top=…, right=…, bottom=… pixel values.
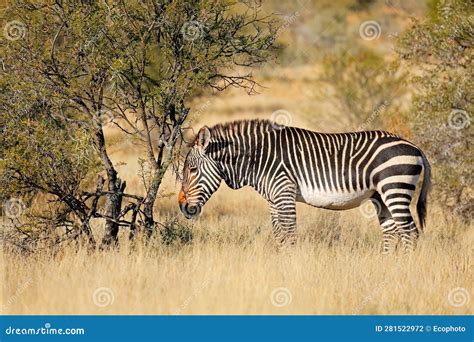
left=197, top=126, right=211, bottom=150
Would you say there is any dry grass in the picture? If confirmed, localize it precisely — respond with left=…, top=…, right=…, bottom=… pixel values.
left=2, top=186, right=473, bottom=315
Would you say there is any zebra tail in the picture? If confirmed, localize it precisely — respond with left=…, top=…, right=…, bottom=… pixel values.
left=417, top=151, right=431, bottom=230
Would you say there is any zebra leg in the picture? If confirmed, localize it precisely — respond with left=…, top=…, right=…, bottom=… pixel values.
left=372, top=193, right=400, bottom=254
left=382, top=193, right=419, bottom=252
left=394, top=216, right=419, bottom=253
left=268, top=186, right=297, bottom=247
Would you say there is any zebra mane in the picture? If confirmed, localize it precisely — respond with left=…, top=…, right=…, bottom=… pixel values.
left=189, top=119, right=280, bottom=146
left=208, top=119, right=279, bottom=138
left=192, top=119, right=401, bottom=145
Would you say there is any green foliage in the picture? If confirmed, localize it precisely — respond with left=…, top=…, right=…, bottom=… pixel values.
left=1, top=0, right=277, bottom=247
left=320, top=45, right=406, bottom=129
left=1, top=117, right=96, bottom=197
left=0, top=56, right=98, bottom=199
left=0, top=100, right=99, bottom=250
left=397, top=0, right=473, bottom=221
left=113, top=0, right=277, bottom=120
left=159, top=217, right=194, bottom=246
left=3, top=3, right=121, bottom=119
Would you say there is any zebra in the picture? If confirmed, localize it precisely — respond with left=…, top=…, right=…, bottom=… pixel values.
left=178, top=120, right=431, bottom=253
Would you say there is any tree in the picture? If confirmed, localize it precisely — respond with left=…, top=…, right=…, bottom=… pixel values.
left=105, top=0, right=277, bottom=235
left=1, top=0, right=277, bottom=248
left=397, top=0, right=473, bottom=221
left=2, top=1, right=136, bottom=247
left=0, top=93, right=100, bottom=250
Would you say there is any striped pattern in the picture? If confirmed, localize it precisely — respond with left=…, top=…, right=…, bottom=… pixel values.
left=179, top=120, right=431, bottom=253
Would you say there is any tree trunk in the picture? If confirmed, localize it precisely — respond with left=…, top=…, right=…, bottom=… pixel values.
left=142, top=167, right=164, bottom=237
left=100, top=175, right=126, bottom=247
left=62, top=194, right=96, bottom=247
left=137, top=103, right=186, bottom=238
left=93, top=126, right=126, bottom=248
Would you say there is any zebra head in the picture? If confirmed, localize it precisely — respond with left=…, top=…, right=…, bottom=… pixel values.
left=179, top=126, right=222, bottom=219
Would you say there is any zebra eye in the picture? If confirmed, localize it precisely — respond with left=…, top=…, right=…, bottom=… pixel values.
left=189, top=166, right=198, bottom=172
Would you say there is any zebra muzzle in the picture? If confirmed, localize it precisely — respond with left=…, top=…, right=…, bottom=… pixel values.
left=180, top=202, right=201, bottom=219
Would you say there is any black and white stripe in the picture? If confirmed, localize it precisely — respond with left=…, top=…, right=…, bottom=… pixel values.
left=179, top=120, right=431, bottom=252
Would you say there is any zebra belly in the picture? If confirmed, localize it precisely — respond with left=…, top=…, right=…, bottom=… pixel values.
left=296, top=186, right=375, bottom=210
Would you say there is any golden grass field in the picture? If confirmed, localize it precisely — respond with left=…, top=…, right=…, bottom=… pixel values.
left=1, top=0, right=472, bottom=316
left=2, top=193, right=473, bottom=315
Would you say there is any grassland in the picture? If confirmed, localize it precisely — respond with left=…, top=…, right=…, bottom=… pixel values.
left=2, top=184, right=473, bottom=315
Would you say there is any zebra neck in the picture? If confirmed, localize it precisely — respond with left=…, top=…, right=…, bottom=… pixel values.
left=208, top=137, right=260, bottom=191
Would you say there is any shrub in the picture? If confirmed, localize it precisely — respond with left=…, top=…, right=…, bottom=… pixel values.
left=397, top=0, right=473, bottom=222
left=159, top=217, right=194, bottom=246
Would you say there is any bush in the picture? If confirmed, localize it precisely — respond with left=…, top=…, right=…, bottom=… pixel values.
left=159, top=217, right=194, bottom=246
left=397, top=0, right=473, bottom=222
